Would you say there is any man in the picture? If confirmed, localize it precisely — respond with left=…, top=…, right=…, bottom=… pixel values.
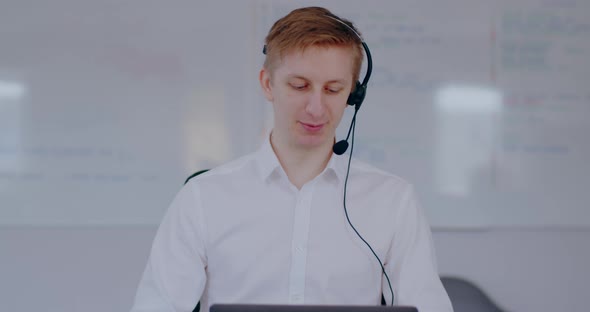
left=131, top=7, right=452, bottom=312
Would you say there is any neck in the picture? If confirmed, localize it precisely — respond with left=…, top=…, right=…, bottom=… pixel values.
left=270, top=131, right=333, bottom=189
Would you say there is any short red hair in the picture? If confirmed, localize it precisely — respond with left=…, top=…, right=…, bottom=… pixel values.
left=263, top=7, right=364, bottom=88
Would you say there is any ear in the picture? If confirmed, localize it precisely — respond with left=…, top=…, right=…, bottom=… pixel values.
left=259, top=68, right=274, bottom=102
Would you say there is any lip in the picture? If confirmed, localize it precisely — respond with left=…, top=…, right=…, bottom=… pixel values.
left=300, top=122, right=325, bottom=132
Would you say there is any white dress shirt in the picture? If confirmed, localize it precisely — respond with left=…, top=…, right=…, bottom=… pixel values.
left=131, top=137, right=453, bottom=312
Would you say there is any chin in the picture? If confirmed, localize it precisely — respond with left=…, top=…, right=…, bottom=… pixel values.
left=294, top=133, right=332, bottom=150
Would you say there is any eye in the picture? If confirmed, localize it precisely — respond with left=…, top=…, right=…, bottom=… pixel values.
left=290, top=83, right=307, bottom=91
left=325, top=87, right=342, bottom=94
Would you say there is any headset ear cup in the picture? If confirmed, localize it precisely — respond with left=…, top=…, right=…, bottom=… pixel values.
left=347, top=81, right=361, bottom=106
left=347, top=81, right=366, bottom=110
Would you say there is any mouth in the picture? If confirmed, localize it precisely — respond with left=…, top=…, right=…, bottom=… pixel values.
left=300, top=122, right=325, bottom=132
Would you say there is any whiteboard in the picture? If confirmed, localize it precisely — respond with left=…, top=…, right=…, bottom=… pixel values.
left=1, top=0, right=589, bottom=227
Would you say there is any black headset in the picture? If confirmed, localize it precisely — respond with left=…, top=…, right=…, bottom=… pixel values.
left=324, top=14, right=372, bottom=156
left=346, top=41, right=372, bottom=112
left=334, top=38, right=372, bottom=156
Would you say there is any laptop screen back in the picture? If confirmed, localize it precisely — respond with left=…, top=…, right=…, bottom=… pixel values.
left=210, top=304, right=418, bottom=312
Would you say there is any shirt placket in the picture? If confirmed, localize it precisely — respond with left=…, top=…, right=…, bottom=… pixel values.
left=287, top=183, right=314, bottom=304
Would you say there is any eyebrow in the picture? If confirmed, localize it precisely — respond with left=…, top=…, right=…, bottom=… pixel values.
left=287, top=74, right=347, bottom=85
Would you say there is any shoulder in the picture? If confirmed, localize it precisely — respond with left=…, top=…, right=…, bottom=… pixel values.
left=184, top=152, right=258, bottom=188
left=347, top=157, right=412, bottom=191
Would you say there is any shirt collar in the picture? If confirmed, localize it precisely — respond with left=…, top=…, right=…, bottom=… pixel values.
left=255, top=132, right=348, bottom=185
left=255, top=132, right=283, bottom=182
left=325, top=150, right=347, bottom=184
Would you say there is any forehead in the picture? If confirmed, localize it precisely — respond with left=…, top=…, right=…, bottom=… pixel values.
left=273, top=45, right=355, bottom=82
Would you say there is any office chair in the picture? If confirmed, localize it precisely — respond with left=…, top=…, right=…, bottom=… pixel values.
left=185, top=169, right=210, bottom=185
left=440, top=276, right=505, bottom=312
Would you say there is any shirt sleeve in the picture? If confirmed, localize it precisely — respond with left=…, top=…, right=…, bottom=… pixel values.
left=131, top=182, right=208, bottom=312
left=384, top=184, right=453, bottom=312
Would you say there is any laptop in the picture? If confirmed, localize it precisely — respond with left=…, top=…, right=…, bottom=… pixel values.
left=210, top=304, right=418, bottom=312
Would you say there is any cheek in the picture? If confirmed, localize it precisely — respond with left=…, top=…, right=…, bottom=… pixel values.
left=272, top=97, right=299, bottom=122
left=278, top=92, right=306, bottom=113
left=330, top=99, right=349, bottom=121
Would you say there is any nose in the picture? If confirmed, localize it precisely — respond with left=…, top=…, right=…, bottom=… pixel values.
left=304, top=89, right=326, bottom=118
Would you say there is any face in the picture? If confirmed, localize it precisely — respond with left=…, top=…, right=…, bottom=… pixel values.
left=260, top=45, right=355, bottom=152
